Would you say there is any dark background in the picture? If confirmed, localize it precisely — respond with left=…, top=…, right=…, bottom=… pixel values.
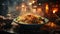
left=0, top=0, right=60, bottom=16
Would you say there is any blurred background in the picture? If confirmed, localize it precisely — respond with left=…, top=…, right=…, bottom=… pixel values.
left=0, top=0, right=60, bottom=34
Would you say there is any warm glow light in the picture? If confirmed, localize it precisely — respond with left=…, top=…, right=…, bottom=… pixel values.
left=33, top=5, right=37, bottom=8
left=46, top=5, right=49, bottom=10
left=53, top=10, right=56, bottom=13
left=22, top=4, right=25, bottom=7
left=53, top=8, right=58, bottom=13
left=32, top=9, right=36, bottom=13
left=47, top=22, right=56, bottom=28
left=37, top=8, right=42, bottom=12
left=36, top=8, right=44, bottom=17
left=45, top=4, right=49, bottom=13
left=51, top=23, right=55, bottom=27
left=20, top=3, right=27, bottom=15
left=29, top=3, right=32, bottom=5
left=32, top=1, right=35, bottom=3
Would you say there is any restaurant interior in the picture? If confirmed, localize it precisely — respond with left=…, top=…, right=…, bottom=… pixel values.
left=0, top=0, right=60, bottom=34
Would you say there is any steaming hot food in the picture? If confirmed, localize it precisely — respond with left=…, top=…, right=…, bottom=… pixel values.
left=13, top=13, right=49, bottom=24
